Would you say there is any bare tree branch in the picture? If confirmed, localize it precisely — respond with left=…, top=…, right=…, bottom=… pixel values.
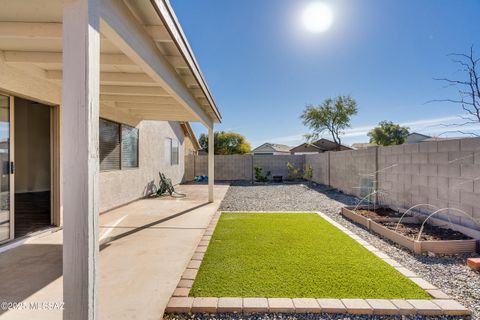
left=438, top=122, right=477, bottom=127
left=427, top=98, right=475, bottom=106
left=433, top=78, right=470, bottom=86
left=432, top=46, right=480, bottom=134
left=437, top=130, right=480, bottom=137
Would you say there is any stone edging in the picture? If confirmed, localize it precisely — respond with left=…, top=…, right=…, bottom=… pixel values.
left=166, top=211, right=471, bottom=316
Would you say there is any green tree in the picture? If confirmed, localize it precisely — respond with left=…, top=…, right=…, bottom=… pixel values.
left=301, top=95, right=358, bottom=145
left=367, top=121, right=410, bottom=146
left=199, top=131, right=251, bottom=155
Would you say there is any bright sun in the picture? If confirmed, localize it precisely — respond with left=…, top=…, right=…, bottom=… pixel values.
left=301, top=2, right=334, bottom=33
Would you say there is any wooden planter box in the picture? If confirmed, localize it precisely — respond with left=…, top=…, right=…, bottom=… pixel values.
left=341, top=206, right=371, bottom=228
left=341, top=207, right=478, bottom=255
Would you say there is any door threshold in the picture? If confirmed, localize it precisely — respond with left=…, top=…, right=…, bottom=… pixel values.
left=0, top=226, right=62, bottom=254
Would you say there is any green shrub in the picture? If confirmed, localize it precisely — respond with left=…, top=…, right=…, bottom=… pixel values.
left=287, top=162, right=301, bottom=180
left=254, top=166, right=271, bottom=182
left=303, top=164, right=313, bottom=181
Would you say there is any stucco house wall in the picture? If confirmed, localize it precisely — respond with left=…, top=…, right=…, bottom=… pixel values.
left=99, top=120, right=185, bottom=212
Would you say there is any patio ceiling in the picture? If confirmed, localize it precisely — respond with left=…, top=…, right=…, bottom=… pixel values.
left=0, top=0, right=221, bottom=126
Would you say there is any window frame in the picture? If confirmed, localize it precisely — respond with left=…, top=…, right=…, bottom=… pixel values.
left=99, top=118, right=121, bottom=172
left=165, top=138, right=172, bottom=166
left=121, top=123, right=140, bottom=169
left=165, top=137, right=180, bottom=166
left=99, top=118, right=139, bottom=172
left=171, top=138, right=179, bottom=165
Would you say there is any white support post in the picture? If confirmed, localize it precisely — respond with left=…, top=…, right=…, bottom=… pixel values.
left=62, top=0, right=100, bottom=319
left=208, top=126, right=214, bottom=202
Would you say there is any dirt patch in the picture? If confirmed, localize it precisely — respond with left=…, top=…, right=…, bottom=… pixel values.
left=352, top=208, right=472, bottom=241
left=354, top=208, right=403, bottom=220
left=381, top=221, right=472, bottom=241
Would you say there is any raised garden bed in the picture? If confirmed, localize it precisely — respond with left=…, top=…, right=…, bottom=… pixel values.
left=354, top=207, right=403, bottom=220
left=341, top=206, right=478, bottom=255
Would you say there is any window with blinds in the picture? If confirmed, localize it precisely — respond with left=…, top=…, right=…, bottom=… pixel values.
left=99, top=119, right=121, bottom=171
left=99, top=119, right=139, bottom=171
left=122, top=125, right=139, bottom=168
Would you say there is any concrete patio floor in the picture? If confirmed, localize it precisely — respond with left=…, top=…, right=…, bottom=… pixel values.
left=0, top=183, right=229, bottom=320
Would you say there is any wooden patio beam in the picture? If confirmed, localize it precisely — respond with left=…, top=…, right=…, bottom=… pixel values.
left=100, top=94, right=176, bottom=104
left=3, top=50, right=135, bottom=66
left=100, top=85, right=169, bottom=96
left=47, top=70, right=157, bottom=85
left=0, top=21, right=173, bottom=42
left=99, top=0, right=211, bottom=126
left=0, top=58, right=61, bottom=105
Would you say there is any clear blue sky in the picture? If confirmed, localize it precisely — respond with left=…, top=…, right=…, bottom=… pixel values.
left=171, top=0, right=480, bottom=147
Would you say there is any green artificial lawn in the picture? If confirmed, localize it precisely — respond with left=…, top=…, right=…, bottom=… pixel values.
left=190, top=213, right=431, bottom=299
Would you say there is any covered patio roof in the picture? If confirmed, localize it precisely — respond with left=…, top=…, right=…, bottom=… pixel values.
left=0, top=1, right=220, bottom=319
left=0, top=0, right=221, bottom=126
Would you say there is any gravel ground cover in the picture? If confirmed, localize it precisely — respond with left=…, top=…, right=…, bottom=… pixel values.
left=190, top=213, right=429, bottom=299
left=217, top=181, right=480, bottom=319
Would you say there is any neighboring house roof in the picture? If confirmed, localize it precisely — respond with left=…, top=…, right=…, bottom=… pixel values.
left=405, top=132, right=432, bottom=143
left=251, top=143, right=292, bottom=153
left=179, top=122, right=201, bottom=150
left=405, top=133, right=458, bottom=144
left=313, top=138, right=352, bottom=151
left=290, top=139, right=352, bottom=153
left=408, top=132, right=431, bottom=139
left=289, top=143, right=322, bottom=154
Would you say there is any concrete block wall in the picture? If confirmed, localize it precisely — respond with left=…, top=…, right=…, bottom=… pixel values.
left=329, top=148, right=377, bottom=198
left=186, top=154, right=306, bottom=181
left=184, top=154, right=195, bottom=181
left=193, top=155, right=208, bottom=176
left=215, top=155, right=253, bottom=180
left=253, top=155, right=305, bottom=178
left=378, top=138, right=480, bottom=229
left=184, top=137, right=480, bottom=231
left=305, top=153, right=329, bottom=185
left=191, top=154, right=244, bottom=178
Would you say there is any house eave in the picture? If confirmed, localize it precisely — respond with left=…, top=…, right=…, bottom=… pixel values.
left=150, top=0, right=222, bottom=123
left=181, top=122, right=201, bottom=150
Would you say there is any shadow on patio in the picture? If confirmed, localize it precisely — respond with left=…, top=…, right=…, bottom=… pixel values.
left=0, top=184, right=229, bottom=320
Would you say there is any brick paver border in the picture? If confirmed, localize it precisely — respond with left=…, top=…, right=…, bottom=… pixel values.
left=166, top=211, right=471, bottom=316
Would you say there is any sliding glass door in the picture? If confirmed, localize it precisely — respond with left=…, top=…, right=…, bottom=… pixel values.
left=0, top=95, right=12, bottom=243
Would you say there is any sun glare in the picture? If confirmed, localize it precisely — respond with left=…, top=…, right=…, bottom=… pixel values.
left=301, top=2, right=334, bottom=33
